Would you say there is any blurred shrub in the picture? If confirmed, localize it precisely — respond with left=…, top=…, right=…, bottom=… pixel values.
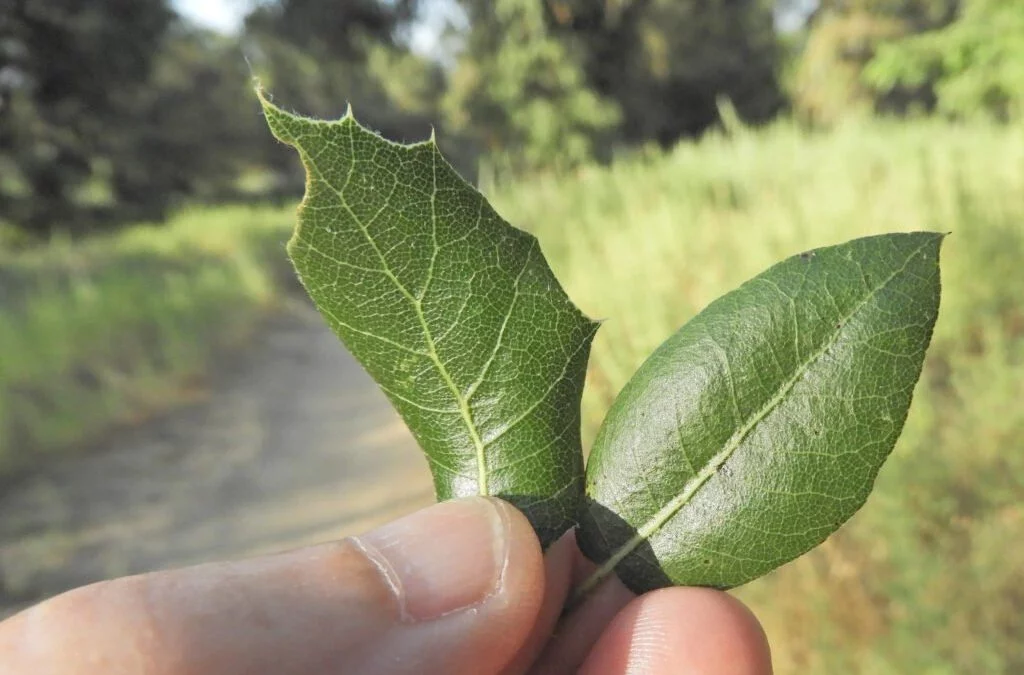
left=442, top=0, right=621, bottom=174
left=791, top=0, right=958, bottom=125
left=866, top=0, right=1024, bottom=119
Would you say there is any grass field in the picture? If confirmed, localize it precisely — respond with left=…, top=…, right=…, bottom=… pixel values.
left=491, top=116, right=1024, bottom=673
left=2, top=116, right=1022, bottom=671
left=0, top=206, right=294, bottom=476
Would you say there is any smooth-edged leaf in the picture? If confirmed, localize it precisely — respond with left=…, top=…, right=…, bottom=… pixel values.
left=578, top=232, right=944, bottom=593
left=258, top=93, right=598, bottom=547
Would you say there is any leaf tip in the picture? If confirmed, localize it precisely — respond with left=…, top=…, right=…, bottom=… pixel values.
left=919, top=229, right=948, bottom=258
left=254, top=86, right=299, bottom=146
left=253, top=80, right=269, bottom=107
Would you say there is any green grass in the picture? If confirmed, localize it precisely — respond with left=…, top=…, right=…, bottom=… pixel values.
left=0, top=206, right=293, bottom=476
left=489, top=116, right=1024, bottom=673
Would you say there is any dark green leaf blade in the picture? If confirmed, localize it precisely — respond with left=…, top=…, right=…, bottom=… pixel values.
left=578, top=232, right=944, bottom=593
left=259, top=92, right=598, bottom=546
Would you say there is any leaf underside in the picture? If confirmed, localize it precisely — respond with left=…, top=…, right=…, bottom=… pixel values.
left=259, top=91, right=598, bottom=547
left=578, top=232, right=944, bottom=593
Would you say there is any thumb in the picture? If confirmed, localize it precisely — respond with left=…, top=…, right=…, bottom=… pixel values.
left=0, top=498, right=546, bottom=675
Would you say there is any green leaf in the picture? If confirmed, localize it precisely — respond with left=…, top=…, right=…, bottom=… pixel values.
left=257, top=91, right=598, bottom=547
left=577, top=232, right=944, bottom=594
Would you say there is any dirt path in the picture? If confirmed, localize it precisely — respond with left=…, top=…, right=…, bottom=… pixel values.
left=0, top=304, right=435, bottom=618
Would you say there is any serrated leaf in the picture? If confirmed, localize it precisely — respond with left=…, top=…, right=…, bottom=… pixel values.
left=258, top=92, right=598, bottom=546
left=578, top=232, right=943, bottom=593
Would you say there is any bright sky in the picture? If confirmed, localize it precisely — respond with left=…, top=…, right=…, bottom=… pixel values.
left=172, top=0, right=458, bottom=55
left=173, top=0, right=247, bottom=34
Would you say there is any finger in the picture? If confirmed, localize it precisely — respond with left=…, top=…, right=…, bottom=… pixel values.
left=0, top=497, right=545, bottom=675
left=579, top=587, right=772, bottom=675
left=500, top=529, right=575, bottom=674
left=528, top=573, right=635, bottom=674
left=527, top=537, right=637, bottom=674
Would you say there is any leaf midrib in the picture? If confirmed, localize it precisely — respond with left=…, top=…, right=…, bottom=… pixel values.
left=298, top=129, right=492, bottom=495
left=584, top=241, right=930, bottom=590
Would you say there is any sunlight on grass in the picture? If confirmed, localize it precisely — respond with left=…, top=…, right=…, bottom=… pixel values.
left=0, top=206, right=293, bottom=475
left=490, top=116, right=1024, bottom=673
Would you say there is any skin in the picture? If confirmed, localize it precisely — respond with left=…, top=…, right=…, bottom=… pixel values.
left=0, top=497, right=771, bottom=674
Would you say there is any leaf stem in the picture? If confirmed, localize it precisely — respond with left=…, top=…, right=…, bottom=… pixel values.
left=564, top=533, right=641, bottom=613
left=565, top=567, right=612, bottom=614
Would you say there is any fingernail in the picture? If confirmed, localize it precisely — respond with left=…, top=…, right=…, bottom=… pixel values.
left=353, top=497, right=510, bottom=622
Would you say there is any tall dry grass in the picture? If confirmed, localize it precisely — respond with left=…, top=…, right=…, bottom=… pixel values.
left=492, top=116, right=1024, bottom=673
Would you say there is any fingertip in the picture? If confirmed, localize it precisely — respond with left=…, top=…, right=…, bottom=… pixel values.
left=579, top=587, right=772, bottom=675
left=338, top=496, right=550, bottom=673
left=462, top=498, right=549, bottom=665
left=349, top=497, right=549, bottom=673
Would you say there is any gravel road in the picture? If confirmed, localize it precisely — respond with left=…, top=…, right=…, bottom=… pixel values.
left=0, top=304, right=435, bottom=618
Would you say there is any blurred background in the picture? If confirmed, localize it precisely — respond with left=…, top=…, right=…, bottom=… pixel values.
left=1, top=0, right=1023, bottom=671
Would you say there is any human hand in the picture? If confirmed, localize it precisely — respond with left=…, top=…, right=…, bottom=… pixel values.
left=0, top=498, right=771, bottom=674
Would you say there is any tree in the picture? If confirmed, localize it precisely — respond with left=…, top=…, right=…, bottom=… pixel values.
left=245, top=0, right=419, bottom=61
left=444, top=0, right=785, bottom=171
left=864, top=0, right=1024, bottom=119
left=442, top=0, right=620, bottom=173
left=106, top=26, right=265, bottom=220
left=790, top=0, right=959, bottom=124
left=0, top=0, right=448, bottom=235
left=0, top=0, right=174, bottom=233
left=543, top=0, right=785, bottom=145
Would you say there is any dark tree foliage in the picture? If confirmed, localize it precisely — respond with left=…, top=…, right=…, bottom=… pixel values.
left=543, top=0, right=786, bottom=146
left=0, top=0, right=792, bottom=235
left=107, top=27, right=264, bottom=220
left=443, top=0, right=620, bottom=172
left=245, top=0, right=419, bottom=61
left=448, top=0, right=785, bottom=169
left=1, top=0, right=174, bottom=233
left=0, top=0, right=452, bottom=236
